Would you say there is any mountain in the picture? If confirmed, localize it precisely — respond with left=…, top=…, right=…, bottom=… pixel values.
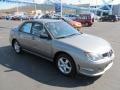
left=0, top=4, right=54, bottom=14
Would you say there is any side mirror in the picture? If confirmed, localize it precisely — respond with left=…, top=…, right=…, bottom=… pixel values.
left=40, top=33, right=50, bottom=40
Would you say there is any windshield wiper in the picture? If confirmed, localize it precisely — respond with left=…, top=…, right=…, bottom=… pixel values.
left=56, top=33, right=80, bottom=39
left=56, top=36, right=68, bottom=39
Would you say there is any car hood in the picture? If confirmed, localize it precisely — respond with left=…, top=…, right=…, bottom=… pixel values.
left=58, top=34, right=111, bottom=54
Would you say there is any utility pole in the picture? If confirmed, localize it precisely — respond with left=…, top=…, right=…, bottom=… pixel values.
left=17, top=0, right=19, bottom=13
left=89, top=0, right=91, bottom=13
left=95, top=0, right=97, bottom=15
left=33, top=0, right=37, bottom=14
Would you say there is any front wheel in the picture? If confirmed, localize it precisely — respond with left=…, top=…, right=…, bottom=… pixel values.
left=56, top=54, right=76, bottom=77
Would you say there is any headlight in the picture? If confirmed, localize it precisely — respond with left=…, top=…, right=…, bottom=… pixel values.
left=85, top=52, right=104, bottom=61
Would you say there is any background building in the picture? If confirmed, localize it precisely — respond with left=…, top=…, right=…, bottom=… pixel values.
left=112, top=4, right=120, bottom=16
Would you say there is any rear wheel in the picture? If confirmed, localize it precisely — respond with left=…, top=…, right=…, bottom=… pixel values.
left=85, top=23, right=89, bottom=27
left=56, top=54, right=76, bottom=77
left=88, top=23, right=92, bottom=27
left=13, top=40, right=21, bottom=54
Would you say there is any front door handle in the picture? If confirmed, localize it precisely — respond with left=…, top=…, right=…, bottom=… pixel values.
left=32, top=36, right=35, bottom=40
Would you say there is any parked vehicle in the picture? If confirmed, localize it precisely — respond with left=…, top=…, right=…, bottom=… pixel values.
left=40, top=14, right=82, bottom=30
left=11, top=15, right=21, bottom=20
left=33, top=14, right=44, bottom=19
left=99, top=15, right=118, bottom=22
left=4, top=16, right=12, bottom=20
left=0, top=16, right=5, bottom=19
left=65, top=14, right=78, bottom=20
left=10, top=15, right=31, bottom=20
left=60, top=17, right=82, bottom=30
left=26, top=15, right=34, bottom=20
left=9, top=19, right=114, bottom=77
left=74, top=14, right=94, bottom=27
left=117, top=16, right=120, bottom=20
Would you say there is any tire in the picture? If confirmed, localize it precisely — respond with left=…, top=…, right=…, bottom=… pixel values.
left=13, top=40, right=21, bottom=54
left=100, top=19, right=103, bottom=22
left=88, top=23, right=92, bottom=27
left=56, top=53, right=76, bottom=77
left=85, top=23, right=89, bottom=27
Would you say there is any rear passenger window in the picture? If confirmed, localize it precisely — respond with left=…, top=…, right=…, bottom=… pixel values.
left=21, top=23, right=32, bottom=33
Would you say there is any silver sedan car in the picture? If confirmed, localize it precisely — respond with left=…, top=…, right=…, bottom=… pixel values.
left=9, top=19, right=115, bottom=77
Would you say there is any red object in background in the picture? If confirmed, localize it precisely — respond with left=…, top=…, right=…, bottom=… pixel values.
left=74, top=14, right=94, bottom=27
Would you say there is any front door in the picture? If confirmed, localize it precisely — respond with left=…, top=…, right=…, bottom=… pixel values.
left=30, top=22, right=52, bottom=59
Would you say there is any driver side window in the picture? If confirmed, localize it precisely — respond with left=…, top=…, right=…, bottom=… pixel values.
left=31, top=22, right=48, bottom=38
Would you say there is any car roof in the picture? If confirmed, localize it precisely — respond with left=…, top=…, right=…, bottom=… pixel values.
left=28, top=19, right=62, bottom=23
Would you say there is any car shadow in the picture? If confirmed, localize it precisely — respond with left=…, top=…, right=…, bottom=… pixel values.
left=0, top=45, right=100, bottom=88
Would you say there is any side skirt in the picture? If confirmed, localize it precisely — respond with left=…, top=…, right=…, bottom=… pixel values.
left=22, top=49, right=53, bottom=62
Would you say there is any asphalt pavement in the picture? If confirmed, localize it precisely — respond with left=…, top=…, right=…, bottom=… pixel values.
left=0, top=20, right=120, bottom=90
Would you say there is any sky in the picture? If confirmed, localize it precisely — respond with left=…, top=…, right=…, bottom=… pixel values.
left=0, top=0, right=120, bottom=10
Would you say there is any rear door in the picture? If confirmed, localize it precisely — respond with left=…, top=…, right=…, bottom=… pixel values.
left=18, top=22, right=33, bottom=50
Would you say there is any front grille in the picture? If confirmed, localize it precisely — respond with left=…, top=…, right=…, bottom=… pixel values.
left=102, top=50, right=113, bottom=58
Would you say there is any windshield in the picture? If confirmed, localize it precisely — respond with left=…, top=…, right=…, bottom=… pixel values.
left=45, top=21, right=81, bottom=39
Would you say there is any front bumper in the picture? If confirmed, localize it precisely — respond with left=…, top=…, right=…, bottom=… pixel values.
left=78, top=54, right=115, bottom=77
